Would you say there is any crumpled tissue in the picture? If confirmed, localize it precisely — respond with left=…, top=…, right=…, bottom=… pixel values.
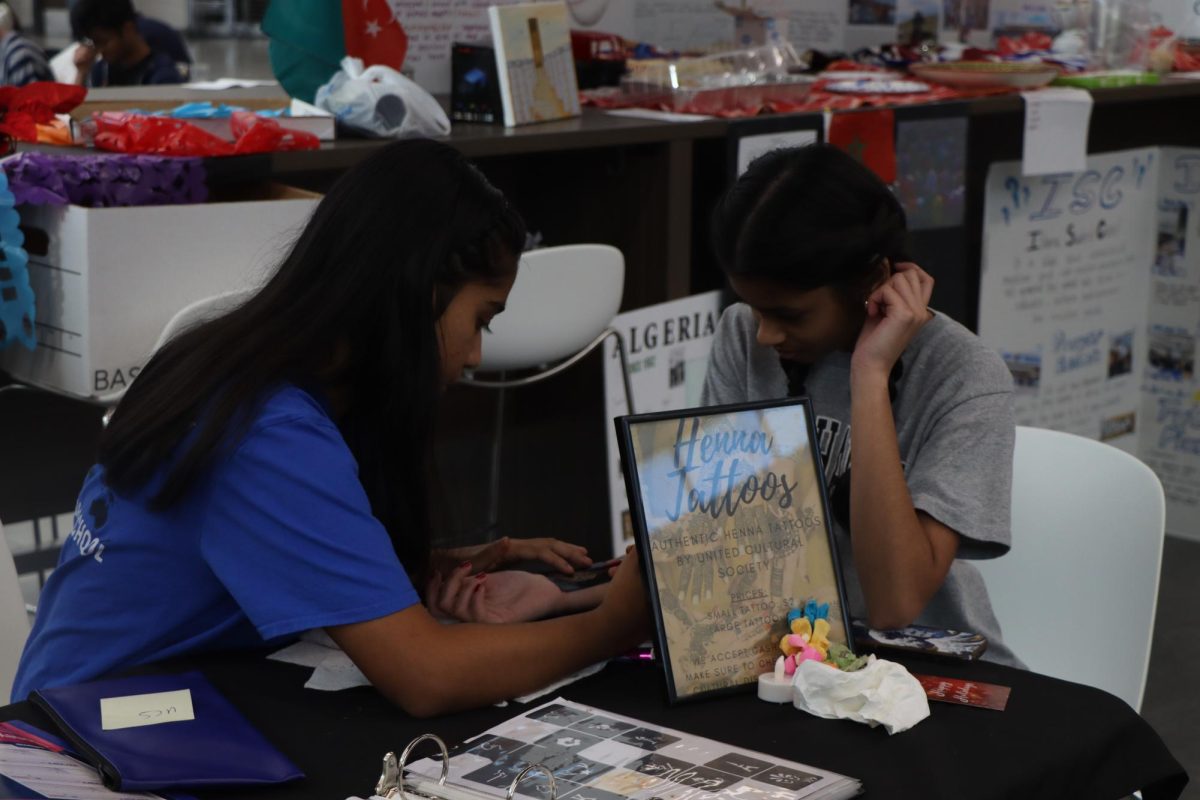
left=791, top=657, right=930, bottom=735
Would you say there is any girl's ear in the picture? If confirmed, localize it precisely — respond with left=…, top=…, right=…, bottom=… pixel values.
left=865, top=257, right=891, bottom=298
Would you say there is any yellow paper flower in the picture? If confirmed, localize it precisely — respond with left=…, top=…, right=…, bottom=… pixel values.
left=810, top=618, right=831, bottom=658
left=790, top=617, right=812, bottom=637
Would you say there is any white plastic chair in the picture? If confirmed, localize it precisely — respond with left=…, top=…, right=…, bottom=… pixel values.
left=460, top=244, right=632, bottom=527
left=0, top=522, right=31, bottom=704
left=975, top=426, right=1165, bottom=711
left=96, top=289, right=254, bottom=409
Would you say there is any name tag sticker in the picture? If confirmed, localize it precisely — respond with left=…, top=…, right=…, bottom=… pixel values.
left=100, top=689, right=195, bottom=730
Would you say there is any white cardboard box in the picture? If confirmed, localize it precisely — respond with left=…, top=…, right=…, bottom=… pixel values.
left=1, top=184, right=320, bottom=399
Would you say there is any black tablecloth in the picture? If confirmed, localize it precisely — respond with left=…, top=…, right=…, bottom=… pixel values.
left=0, top=652, right=1188, bottom=800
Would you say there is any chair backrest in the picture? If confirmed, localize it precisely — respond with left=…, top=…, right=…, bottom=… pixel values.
left=975, top=426, right=1165, bottom=711
left=94, top=289, right=254, bottom=406
left=152, top=289, right=255, bottom=354
left=478, top=244, right=624, bottom=372
left=0, top=522, right=31, bottom=704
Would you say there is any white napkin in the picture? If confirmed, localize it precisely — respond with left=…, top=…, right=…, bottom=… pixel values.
left=791, top=657, right=930, bottom=735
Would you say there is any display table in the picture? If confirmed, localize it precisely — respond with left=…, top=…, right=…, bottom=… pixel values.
left=0, top=651, right=1187, bottom=800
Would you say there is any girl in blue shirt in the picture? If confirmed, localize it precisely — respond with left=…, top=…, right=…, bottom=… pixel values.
left=15, top=139, right=650, bottom=714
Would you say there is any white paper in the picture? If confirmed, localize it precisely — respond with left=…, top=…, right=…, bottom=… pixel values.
left=603, top=291, right=724, bottom=555
left=0, top=744, right=164, bottom=800
left=604, top=108, right=714, bottom=123
left=406, top=697, right=860, bottom=800
left=99, top=689, right=195, bottom=731
left=1021, top=88, right=1093, bottom=177
left=267, top=640, right=338, bottom=669
left=737, top=128, right=819, bottom=177
left=978, top=146, right=1200, bottom=541
left=182, top=78, right=279, bottom=89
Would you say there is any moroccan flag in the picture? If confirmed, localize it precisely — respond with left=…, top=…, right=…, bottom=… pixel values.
left=827, top=108, right=896, bottom=184
left=342, top=0, right=409, bottom=70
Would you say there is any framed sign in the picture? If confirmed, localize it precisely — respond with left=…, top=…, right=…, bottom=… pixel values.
left=615, top=398, right=853, bottom=704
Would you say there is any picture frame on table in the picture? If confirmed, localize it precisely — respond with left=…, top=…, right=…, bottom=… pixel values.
left=614, top=397, right=854, bottom=704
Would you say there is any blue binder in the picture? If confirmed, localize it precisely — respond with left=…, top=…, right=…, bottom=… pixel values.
left=28, top=671, right=304, bottom=791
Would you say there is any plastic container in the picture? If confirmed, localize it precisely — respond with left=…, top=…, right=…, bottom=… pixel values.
left=618, top=43, right=815, bottom=113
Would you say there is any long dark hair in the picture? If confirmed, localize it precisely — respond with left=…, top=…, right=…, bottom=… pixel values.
left=712, top=143, right=909, bottom=301
left=99, top=138, right=525, bottom=574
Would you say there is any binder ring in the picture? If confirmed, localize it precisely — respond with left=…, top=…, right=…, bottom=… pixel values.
left=377, top=733, right=450, bottom=799
left=506, top=763, right=557, bottom=800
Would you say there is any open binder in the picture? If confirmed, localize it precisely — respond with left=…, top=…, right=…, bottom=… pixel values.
left=376, top=734, right=558, bottom=800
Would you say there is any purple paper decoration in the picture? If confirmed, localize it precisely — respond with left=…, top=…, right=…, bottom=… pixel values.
left=1, top=152, right=208, bottom=208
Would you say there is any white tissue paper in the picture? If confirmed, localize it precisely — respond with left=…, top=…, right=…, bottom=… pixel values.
left=791, top=657, right=930, bottom=735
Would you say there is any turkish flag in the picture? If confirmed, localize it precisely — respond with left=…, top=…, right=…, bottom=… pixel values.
left=827, top=108, right=896, bottom=184
left=342, top=0, right=408, bottom=70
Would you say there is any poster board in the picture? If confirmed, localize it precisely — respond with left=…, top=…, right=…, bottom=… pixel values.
left=602, top=291, right=724, bottom=557
left=978, top=147, right=1200, bottom=541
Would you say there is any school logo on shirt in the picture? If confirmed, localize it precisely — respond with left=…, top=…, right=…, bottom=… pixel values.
left=813, top=414, right=908, bottom=489
left=67, top=492, right=111, bottom=564
left=814, top=415, right=852, bottom=485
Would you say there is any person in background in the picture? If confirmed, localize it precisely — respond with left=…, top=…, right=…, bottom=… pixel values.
left=0, top=3, right=52, bottom=86
left=69, top=0, right=185, bottom=86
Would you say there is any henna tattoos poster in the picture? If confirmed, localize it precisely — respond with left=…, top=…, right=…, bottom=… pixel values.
left=615, top=399, right=853, bottom=703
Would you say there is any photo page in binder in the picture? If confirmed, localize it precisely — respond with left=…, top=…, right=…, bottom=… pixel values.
left=404, top=698, right=861, bottom=800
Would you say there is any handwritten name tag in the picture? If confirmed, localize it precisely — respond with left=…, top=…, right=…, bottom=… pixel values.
left=100, top=689, right=195, bottom=730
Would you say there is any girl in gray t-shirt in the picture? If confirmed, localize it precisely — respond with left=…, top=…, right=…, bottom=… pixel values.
left=701, top=144, right=1020, bottom=667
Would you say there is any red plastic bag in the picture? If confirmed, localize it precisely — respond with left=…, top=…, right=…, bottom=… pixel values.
left=92, top=111, right=320, bottom=156
left=93, top=112, right=235, bottom=156
left=229, top=111, right=320, bottom=154
left=0, top=81, right=87, bottom=142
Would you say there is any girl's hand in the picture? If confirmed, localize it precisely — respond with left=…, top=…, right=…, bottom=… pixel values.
left=595, top=547, right=652, bottom=649
left=852, top=262, right=935, bottom=379
left=426, top=566, right=568, bottom=623
left=438, top=536, right=592, bottom=575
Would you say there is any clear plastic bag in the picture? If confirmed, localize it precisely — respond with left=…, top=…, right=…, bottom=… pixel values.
left=315, top=56, right=450, bottom=138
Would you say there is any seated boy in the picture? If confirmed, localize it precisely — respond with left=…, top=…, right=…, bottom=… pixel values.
left=70, top=0, right=184, bottom=86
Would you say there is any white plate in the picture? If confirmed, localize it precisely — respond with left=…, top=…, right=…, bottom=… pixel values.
left=819, top=70, right=902, bottom=81
left=824, top=79, right=931, bottom=94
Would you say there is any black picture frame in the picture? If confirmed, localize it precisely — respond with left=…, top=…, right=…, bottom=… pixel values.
left=615, top=397, right=854, bottom=704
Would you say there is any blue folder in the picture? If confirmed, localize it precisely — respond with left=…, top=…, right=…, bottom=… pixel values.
left=28, top=670, right=304, bottom=791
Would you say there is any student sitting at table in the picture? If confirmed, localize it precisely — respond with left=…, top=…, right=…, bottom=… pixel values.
left=0, top=4, right=52, bottom=86
left=70, top=0, right=184, bottom=86
left=701, top=144, right=1021, bottom=667
left=12, top=139, right=650, bottom=715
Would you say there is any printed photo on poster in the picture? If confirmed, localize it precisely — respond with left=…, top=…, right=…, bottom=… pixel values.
left=615, top=398, right=852, bottom=703
left=895, top=115, right=967, bottom=230
left=1147, top=325, right=1196, bottom=382
left=849, top=0, right=896, bottom=25
left=1002, top=351, right=1042, bottom=391
left=1101, top=411, right=1137, bottom=441
left=1108, top=330, right=1134, bottom=378
left=897, top=0, right=939, bottom=44
left=943, top=0, right=990, bottom=34
left=1155, top=200, right=1189, bottom=277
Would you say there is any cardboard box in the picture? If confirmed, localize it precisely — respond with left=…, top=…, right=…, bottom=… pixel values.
left=67, top=85, right=336, bottom=141
left=0, top=184, right=320, bottom=399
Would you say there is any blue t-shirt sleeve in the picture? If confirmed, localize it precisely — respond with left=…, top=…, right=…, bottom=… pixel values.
left=200, top=405, right=420, bottom=640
